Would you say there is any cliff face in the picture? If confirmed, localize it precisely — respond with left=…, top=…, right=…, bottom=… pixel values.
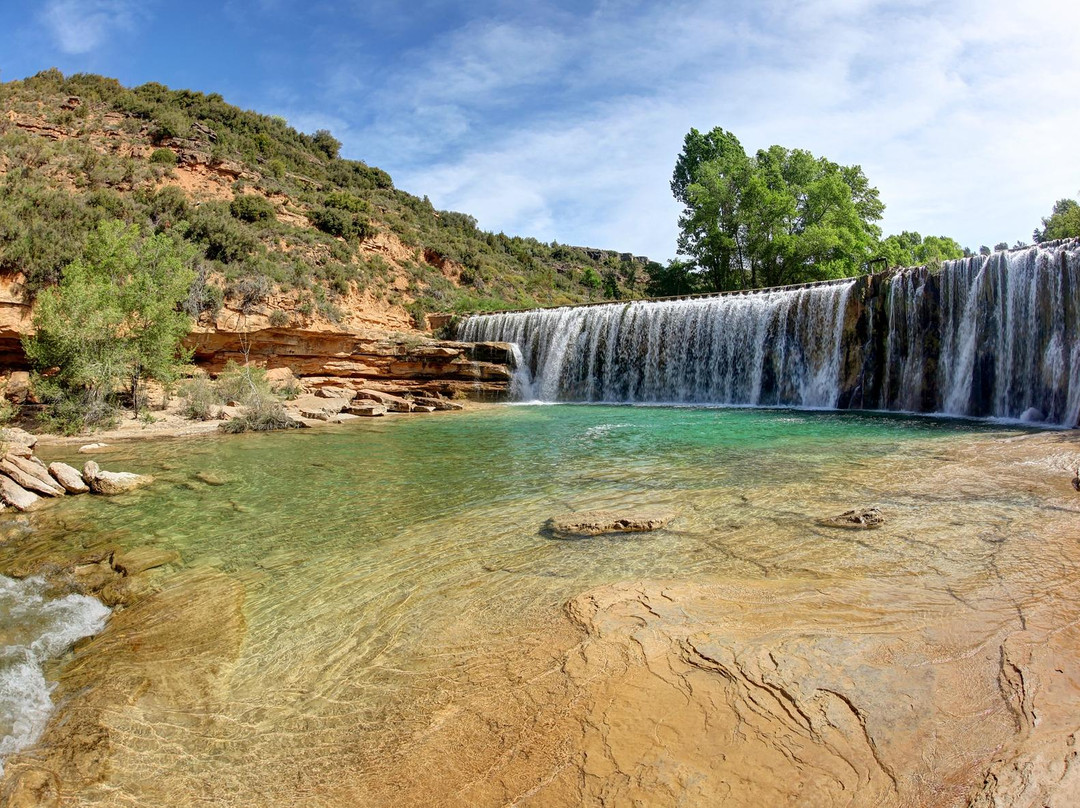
left=0, top=273, right=515, bottom=400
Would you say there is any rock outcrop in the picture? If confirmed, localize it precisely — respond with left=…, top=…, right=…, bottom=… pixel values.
left=545, top=509, right=673, bottom=538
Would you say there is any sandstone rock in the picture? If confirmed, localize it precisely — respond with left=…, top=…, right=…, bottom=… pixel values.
left=113, top=547, right=181, bottom=575
left=49, top=462, right=91, bottom=494
left=265, top=367, right=296, bottom=385
left=545, top=509, right=674, bottom=538
left=82, top=460, right=100, bottom=484
left=0, top=426, right=38, bottom=453
left=0, top=475, right=40, bottom=511
left=77, top=442, right=109, bottom=453
left=0, top=457, right=64, bottom=497
left=414, top=395, right=465, bottom=411
left=48, top=460, right=90, bottom=492
left=344, top=403, right=387, bottom=417
left=315, top=386, right=356, bottom=401
left=818, top=507, right=885, bottom=529
left=412, top=404, right=436, bottom=413
left=354, top=389, right=413, bottom=412
left=89, top=470, right=154, bottom=496
left=3, top=370, right=31, bottom=403
left=299, top=408, right=333, bottom=421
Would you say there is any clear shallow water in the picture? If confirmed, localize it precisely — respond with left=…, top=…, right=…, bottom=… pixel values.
left=0, top=405, right=1056, bottom=804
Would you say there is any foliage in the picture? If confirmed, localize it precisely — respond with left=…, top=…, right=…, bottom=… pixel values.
left=645, top=259, right=700, bottom=297
left=178, top=375, right=220, bottom=420
left=230, top=194, right=275, bottom=223
left=22, top=221, right=197, bottom=430
left=1034, top=198, right=1080, bottom=243
left=876, top=231, right=965, bottom=269
left=673, top=127, right=884, bottom=290
left=149, top=148, right=177, bottom=166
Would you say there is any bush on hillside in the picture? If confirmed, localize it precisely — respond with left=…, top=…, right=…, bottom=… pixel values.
left=230, top=194, right=275, bottom=223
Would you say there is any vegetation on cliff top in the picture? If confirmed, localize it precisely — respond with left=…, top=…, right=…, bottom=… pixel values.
left=0, top=69, right=654, bottom=326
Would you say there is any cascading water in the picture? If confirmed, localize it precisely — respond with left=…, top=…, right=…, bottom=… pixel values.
left=459, top=239, right=1080, bottom=426
left=459, top=281, right=856, bottom=408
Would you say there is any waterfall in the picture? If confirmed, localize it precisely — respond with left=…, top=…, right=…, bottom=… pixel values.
left=459, top=281, right=856, bottom=408
left=459, top=240, right=1080, bottom=426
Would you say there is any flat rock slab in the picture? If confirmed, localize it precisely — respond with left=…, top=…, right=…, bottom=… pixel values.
left=0, top=475, right=40, bottom=511
left=344, top=403, right=387, bottom=417
left=546, top=509, right=674, bottom=539
left=818, top=508, right=885, bottom=529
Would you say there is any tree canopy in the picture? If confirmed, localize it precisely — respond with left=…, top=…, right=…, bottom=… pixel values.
left=23, top=221, right=197, bottom=430
left=1034, top=198, right=1080, bottom=243
left=877, top=231, right=965, bottom=269
left=672, top=127, right=884, bottom=291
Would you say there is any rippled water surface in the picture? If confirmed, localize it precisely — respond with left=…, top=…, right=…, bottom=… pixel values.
left=6, top=405, right=1060, bottom=805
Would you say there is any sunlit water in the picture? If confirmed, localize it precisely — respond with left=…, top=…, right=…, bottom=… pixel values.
left=0, top=405, right=1066, bottom=804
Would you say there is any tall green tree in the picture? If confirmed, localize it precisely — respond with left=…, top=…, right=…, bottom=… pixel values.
left=877, top=231, right=965, bottom=269
left=1033, top=197, right=1080, bottom=242
left=672, top=127, right=884, bottom=290
left=24, top=221, right=197, bottom=430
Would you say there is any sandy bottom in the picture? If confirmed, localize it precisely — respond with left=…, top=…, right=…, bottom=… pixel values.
left=2, top=420, right=1079, bottom=808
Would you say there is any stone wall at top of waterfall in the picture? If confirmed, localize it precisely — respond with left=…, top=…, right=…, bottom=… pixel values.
left=459, top=239, right=1080, bottom=427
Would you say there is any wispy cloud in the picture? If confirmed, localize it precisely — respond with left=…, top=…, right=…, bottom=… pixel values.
left=39, top=0, right=146, bottom=55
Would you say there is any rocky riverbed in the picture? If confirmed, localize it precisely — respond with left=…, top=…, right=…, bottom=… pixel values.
left=0, top=412, right=1077, bottom=807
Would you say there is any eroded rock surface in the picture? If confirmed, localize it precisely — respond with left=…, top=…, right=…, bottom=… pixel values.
left=545, top=509, right=674, bottom=538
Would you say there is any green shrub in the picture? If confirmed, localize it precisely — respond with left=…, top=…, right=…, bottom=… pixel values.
left=219, top=398, right=297, bottom=433
left=268, top=309, right=289, bottom=327
left=186, top=203, right=257, bottom=263
left=149, top=148, right=177, bottom=166
left=178, top=375, right=220, bottom=420
left=310, top=206, right=376, bottom=241
left=230, top=194, right=275, bottom=223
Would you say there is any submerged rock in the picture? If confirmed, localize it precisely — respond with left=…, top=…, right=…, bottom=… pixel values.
left=545, top=509, right=673, bottom=538
left=818, top=507, right=885, bottom=529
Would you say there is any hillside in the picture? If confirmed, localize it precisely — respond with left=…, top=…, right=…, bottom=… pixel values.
left=0, top=69, right=656, bottom=339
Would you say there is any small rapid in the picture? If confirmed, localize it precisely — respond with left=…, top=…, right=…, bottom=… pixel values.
left=0, top=575, right=110, bottom=773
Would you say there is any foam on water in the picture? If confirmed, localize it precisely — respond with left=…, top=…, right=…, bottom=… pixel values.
left=0, top=575, right=110, bottom=773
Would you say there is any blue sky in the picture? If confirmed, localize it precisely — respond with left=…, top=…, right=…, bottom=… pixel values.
left=3, top=0, right=1079, bottom=260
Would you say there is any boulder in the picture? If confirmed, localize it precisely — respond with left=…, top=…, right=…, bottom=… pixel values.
left=89, top=470, right=154, bottom=496
left=82, top=460, right=100, bottom=484
left=82, top=460, right=154, bottom=495
left=77, top=442, right=109, bottom=453
left=344, top=403, right=387, bottom=417
left=354, top=389, right=414, bottom=412
left=545, top=509, right=674, bottom=539
left=0, top=427, right=38, bottom=454
left=4, top=371, right=31, bottom=403
left=49, top=462, right=90, bottom=494
left=818, top=508, right=885, bottom=529
left=0, top=457, right=64, bottom=497
left=0, top=475, right=41, bottom=511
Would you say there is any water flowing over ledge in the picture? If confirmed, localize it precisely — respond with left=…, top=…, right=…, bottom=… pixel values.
left=459, top=239, right=1080, bottom=426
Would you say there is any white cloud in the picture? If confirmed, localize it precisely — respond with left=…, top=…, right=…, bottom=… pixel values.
left=40, top=0, right=145, bottom=54
left=287, top=0, right=1080, bottom=259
